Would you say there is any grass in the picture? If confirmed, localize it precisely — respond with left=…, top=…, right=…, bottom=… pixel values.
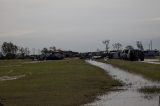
left=156, top=56, right=160, bottom=61
left=139, top=86, right=160, bottom=93
left=0, top=59, right=121, bottom=106
left=99, top=59, right=160, bottom=80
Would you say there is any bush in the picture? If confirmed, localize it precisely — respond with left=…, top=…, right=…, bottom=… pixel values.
left=5, top=53, right=16, bottom=59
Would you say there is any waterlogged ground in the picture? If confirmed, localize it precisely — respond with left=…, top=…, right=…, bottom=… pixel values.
left=143, top=59, right=160, bottom=65
left=85, top=60, right=160, bottom=106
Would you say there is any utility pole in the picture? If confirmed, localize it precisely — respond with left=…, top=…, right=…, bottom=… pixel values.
left=32, top=48, right=35, bottom=55
left=150, top=40, right=152, bottom=50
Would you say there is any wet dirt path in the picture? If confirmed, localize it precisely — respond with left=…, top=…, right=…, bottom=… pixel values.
left=84, top=60, right=160, bottom=106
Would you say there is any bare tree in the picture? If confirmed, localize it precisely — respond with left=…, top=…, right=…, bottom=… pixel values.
left=102, top=40, right=110, bottom=53
left=136, top=41, right=144, bottom=50
left=24, top=48, right=30, bottom=56
left=112, top=43, right=122, bottom=51
left=19, top=47, right=25, bottom=55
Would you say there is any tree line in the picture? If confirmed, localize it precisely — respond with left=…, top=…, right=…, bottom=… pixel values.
left=0, top=42, right=61, bottom=59
left=102, top=40, right=144, bottom=52
left=0, top=42, right=30, bottom=59
left=0, top=40, right=144, bottom=59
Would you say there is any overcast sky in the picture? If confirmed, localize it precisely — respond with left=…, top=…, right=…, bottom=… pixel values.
left=0, top=0, right=160, bottom=52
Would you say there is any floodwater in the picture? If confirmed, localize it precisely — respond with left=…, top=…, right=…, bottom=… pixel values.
left=84, top=60, right=160, bottom=106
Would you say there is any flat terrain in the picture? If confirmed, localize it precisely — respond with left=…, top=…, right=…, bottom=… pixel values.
left=156, top=56, right=160, bottom=60
left=0, top=59, right=121, bottom=106
left=102, top=59, right=160, bottom=80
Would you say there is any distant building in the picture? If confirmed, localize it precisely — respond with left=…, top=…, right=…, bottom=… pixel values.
left=143, top=50, right=159, bottom=57
left=62, top=51, right=79, bottom=58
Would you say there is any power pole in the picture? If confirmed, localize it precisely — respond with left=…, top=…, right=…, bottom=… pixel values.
left=150, top=40, right=152, bottom=50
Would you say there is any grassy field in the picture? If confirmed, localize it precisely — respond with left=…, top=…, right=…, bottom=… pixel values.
left=156, top=56, right=160, bottom=60
left=0, top=59, right=121, bottom=106
left=100, top=59, right=160, bottom=80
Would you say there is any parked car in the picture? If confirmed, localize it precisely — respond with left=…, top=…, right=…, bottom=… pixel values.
left=108, top=51, right=121, bottom=59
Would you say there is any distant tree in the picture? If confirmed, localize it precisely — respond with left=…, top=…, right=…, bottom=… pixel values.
left=102, top=40, right=110, bottom=53
left=1, top=42, right=18, bottom=55
left=49, top=46, right=56, bottom=52
left=19, top=47, right=25, bottom=56
left=18, top=47, right=30, bottom=56
left=112, top=43, right=122, bottom=51
left=125, top=45, right=134, bottom=50
left=24, top=48, right=30, bottom=56
left=41, top=48, right=49, bottom=54
left=136, top=41, right=144, bottom=50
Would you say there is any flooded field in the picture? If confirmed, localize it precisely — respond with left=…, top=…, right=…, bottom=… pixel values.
left=85, top=60, right=160, bottom=106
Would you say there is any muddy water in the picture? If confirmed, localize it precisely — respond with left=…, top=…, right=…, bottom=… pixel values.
left=84, top=60, right=160, bottom=106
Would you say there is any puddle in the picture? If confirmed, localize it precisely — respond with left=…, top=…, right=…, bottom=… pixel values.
left=84, top=60, right=160, bottom=106
left=0, top=75, right=25, bottom=81
left=142, top=59, right=160, bottom=65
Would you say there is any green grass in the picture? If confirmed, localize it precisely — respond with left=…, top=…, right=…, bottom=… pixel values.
left=156, top=56, right=160, bottom=61
left=100, top=59, right=160, bottom=80
left=0, top=59, right=121, bottom=106
left=139, top=86, right=160, bottom=93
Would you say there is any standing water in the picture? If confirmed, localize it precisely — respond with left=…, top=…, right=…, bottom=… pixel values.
left=84, top=60, right=160, bottom=106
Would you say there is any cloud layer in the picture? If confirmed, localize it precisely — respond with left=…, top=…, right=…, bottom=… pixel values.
left=0, top=0, right=160, bottom=51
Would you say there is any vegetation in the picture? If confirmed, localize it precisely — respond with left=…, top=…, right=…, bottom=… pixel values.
left=0, top=42, right=30, bottom=59
left=102, top=40, right=110, bottom=52
left=101, top=59, right=160, bottom=80
left=156, top=56, right=160, bottom=61
left=41, top=46, right=56, bottom=54
left=112, top=43, right=122, bottom=51
left=1, top=42, right=18, bottom=55
left=139, top=86, right=160, bottom=93
left=136, top=41, right=144, bottom=50
left=0, top=59, right=121, bottom=106
left=125, top=45, right=134, bottom=50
